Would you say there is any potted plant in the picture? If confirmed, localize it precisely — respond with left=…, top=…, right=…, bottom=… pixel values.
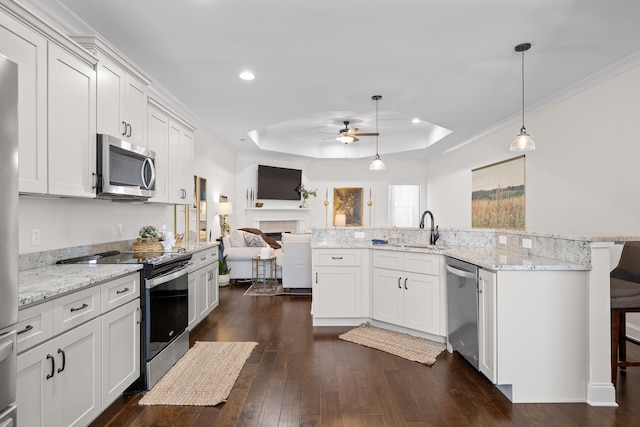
left=296, top=184, right=317, bottom=208
left=217, top=254, right=232, bottom=286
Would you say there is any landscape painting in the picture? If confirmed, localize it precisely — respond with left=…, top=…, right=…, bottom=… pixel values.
left=472, top=155, right=525, bottom=229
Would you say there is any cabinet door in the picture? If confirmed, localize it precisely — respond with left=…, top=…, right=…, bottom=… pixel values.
left=102, top=299, right=140, bottom=408
left=180, top=129, right=195, bottom=205
left=96, top=58, right=126, bottom=139
left=372, top=268, right=402, bottom=325
left=54, top=318, right=102, bottom=427
left=187, top=273, right=197, bottom=330
left=0, top=14, right=48, bottom=193
left=147, top=104, right=169, bottom=203
left=208, top=267, right=219, bottom=312
left=196, top=267, right=209, bottom=322
left=167, top=122, right=184, bottom=203
left=47, top=43, right=97, bottom=198
left=313, top=267, right=362, bottom=318
left=17, top=340, right=55, bottom=427
left=478, top=269, right=497, bottom=383
left=123, top=77, right=147, bottom=146
left=403, top=272, right=440, bottom=334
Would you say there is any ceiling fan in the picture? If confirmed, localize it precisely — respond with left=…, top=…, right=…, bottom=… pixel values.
left=336, top=120, right=379, bottom=144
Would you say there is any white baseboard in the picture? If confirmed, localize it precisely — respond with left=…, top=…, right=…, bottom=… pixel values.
left=587, top=383, right=618, bottom=407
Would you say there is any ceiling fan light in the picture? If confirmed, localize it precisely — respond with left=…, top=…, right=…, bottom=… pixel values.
left=338, top=135, right=355, bottom=144
left=369, top=154, right=385, bottom=170
left=510, top=128, right=536, bottom=151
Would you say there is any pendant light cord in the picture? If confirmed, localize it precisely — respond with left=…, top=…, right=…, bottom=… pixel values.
left=375, top=97, right=379, bottom=154
left=521, top=49, right=525, bottom=131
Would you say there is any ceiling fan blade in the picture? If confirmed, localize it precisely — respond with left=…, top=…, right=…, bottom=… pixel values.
left=353, top=132, right=379, bottom=136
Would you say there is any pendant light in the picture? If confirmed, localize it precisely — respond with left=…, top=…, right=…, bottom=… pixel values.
left=510, top=43, right=536, bottom=151
left=369, top=95, right=385, bottom=170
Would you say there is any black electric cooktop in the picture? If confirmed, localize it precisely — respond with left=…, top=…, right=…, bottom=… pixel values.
left=57, top=250, right=191, bottom=266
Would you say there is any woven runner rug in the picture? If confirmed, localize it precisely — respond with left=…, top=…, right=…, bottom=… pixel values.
left=139, top=341, right=257, bottom=406
left=339, top=323, right=446, bottom=365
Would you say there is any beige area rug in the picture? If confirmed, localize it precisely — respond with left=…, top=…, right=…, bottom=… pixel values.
left=243, top=282, right=312, bottom=296
left=339, top=323, right=446, bottom=365
left=139, top=341, right=257, bottom=406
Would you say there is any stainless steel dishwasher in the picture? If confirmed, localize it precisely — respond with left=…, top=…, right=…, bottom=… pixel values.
left=446, top=257, right=479, bottom=370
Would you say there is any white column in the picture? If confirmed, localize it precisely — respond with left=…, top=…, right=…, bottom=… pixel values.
left=586, top=241, right=617, bottom=406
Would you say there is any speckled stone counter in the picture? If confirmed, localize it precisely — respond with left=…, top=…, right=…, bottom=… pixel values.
left=312, top=241, right=587, bottom=271
left=19, top=263, right=143, bottom=307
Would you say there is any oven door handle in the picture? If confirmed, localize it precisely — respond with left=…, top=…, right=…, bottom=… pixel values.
left=145, top=265, right=189, bottom=289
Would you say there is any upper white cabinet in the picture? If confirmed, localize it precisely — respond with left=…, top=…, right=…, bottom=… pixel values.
left=147, top=97, right=195, bottom=205
left=47, top=43, right=97, bottom=198
left=0, top=11, right=48, bottom=193
left=72, top=36, right=150, bottom=147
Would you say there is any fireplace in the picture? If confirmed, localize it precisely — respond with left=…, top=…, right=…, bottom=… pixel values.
left=259, top=220, right=297, bottom=241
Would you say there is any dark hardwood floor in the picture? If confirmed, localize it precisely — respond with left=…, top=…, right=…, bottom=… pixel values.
left=91, top=283, right=640, bottom=427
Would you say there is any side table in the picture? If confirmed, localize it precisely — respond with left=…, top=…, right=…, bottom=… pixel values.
left=252, top=256, right=278, bottom=292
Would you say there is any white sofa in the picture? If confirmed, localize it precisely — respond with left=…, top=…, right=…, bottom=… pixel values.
left=276, top=233, right=312, bottom=289
left=222, top=229, right=282, bottom=281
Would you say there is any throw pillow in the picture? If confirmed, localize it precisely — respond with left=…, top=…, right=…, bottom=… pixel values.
left=229, top=230, right=246, bottom=247
left=244, top=233, right=267, bottom=247
left=239, top=227, right=282, bottom=249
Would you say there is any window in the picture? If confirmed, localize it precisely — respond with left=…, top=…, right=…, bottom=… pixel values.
left=388, top=185, right=420, bottom=227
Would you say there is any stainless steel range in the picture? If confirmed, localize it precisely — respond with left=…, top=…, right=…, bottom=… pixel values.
left=58, top=250, right=192, bottom=389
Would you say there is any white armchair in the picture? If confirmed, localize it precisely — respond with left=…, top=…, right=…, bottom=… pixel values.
left=276, top=233, right=312, bottom=289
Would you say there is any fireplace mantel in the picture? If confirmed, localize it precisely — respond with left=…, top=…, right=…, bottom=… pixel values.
left=244, top=207, right=311, bottom=233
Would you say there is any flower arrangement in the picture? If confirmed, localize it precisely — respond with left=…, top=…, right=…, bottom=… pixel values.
left=335, top=189, right=361, bottom=212
left=296, top=184, right=317, bottom=201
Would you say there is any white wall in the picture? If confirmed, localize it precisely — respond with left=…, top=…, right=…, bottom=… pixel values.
left=18, top=196, right=174, bottom=253
left=193, top=126, right=237, bottom=240
left=426, top=64, right=640, bottom=235
left=233, top=153, right=430, bottom=231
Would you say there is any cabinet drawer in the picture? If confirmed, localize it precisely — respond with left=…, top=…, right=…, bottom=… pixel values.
left=314, top=250, right=362, bottom=266
left=101, top=273, right=140, bottom=313
left=372, top=250, right=403, bottom=270
left=17, top=301, right=53, bottom=353
left=53, top=285, right=101, bottom=335
left=403, top=252, right=440, bottom=275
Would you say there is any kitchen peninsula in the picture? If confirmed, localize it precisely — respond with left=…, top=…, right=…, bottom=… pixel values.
left=311, top=226, right=637, bottom=407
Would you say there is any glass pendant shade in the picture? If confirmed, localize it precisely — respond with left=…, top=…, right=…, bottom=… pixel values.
left=510, top=127, right=536, bottom=151
left=369, top=154, right=385, bottom=170
left=338, top=135, right=355, bottom=144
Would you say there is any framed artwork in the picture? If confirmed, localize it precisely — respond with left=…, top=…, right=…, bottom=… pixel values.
left=472, top=155, right=525, bottom=230
left=333, top=187, right=363, bottom=227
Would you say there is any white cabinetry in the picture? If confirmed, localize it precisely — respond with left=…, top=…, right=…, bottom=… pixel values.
left=312, top=249, right=368, bottom=326
left=187, top=247, right=219, bottom=330
left=478, top=268, right=496, bottom=383
left=17, top=316, right=101, bottom=427
left=0, top=12, right=47, bottom=193
left=47, top=42, right=97, bottom=198
left=372, top=250, right=443, bottom=335
left=17, top=273, right=141, bottom=426
left=476, top=268, right=588, bottom=403
left=72, top=36, right=150, bottom=147
left=147, top=98, right=195, bottom=204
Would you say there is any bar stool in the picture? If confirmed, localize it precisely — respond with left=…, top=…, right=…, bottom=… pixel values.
left=610, top=242, right=640, bottom=386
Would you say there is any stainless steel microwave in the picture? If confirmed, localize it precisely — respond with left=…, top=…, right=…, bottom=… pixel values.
left=96, top=134, right=156, bottom=200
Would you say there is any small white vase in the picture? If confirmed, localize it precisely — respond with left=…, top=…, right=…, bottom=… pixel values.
left=301, top=199, right=308, bottom=208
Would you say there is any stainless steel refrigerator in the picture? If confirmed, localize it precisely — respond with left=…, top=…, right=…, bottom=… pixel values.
left=0, top=54, right=19, bottom=426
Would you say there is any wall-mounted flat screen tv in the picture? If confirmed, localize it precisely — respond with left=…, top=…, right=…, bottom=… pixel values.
left=257, top=165, right=302, bottom=200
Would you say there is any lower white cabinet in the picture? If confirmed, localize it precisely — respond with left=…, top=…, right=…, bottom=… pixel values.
left=372, top=250, right=443, bottom=335
left=312, top=249, right=367, bottom=324
left=478, top=268, right=497, bottom=383
left=17, top=273, right=140, bottom=427
left=187, top=247, right=219, bottom=330
left=101, top=298, right=140, bottom=408
left=17, top=317, right=102, bottom=427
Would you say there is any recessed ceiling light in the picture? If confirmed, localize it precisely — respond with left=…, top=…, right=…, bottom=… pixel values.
left=239, top=71, right=255, bottom=81
left=411, top=118, right=421, bottom=124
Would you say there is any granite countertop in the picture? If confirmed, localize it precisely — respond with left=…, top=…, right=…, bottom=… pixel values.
left=19, top=263, right=143, bottom=308
left=18, top=242, right=219, bottom=308
left=312, top=242, right=588, bottom=271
